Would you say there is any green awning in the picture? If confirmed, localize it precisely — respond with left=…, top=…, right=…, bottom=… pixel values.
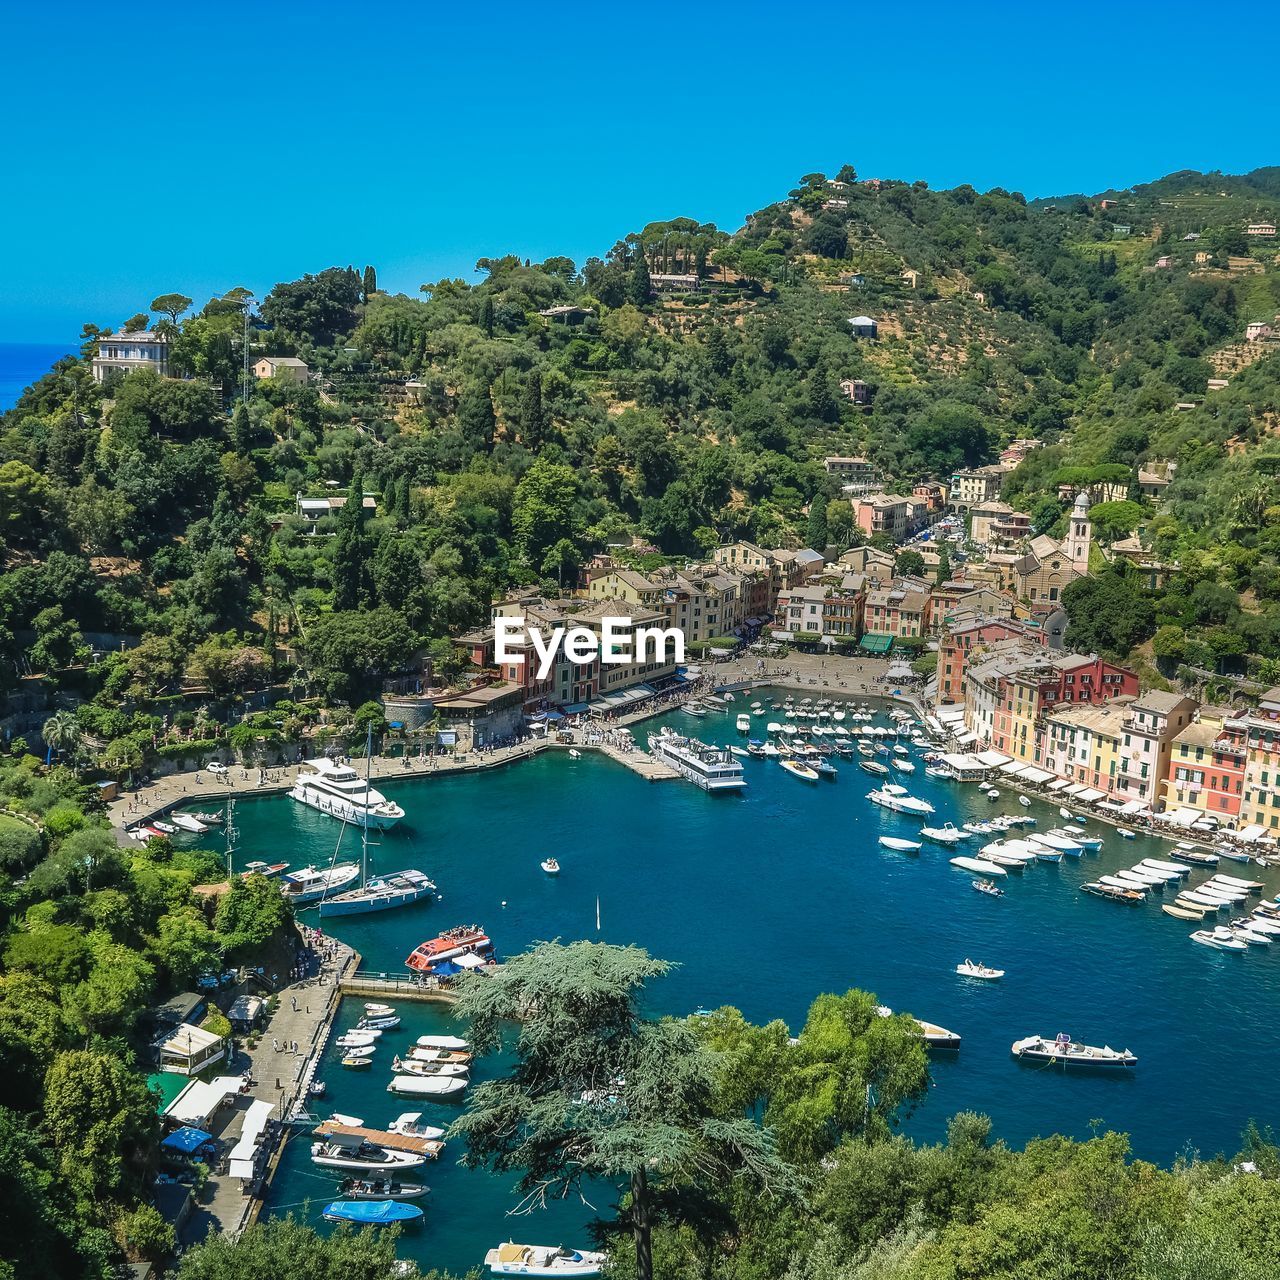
left=859, top=634, right=894, bottom=653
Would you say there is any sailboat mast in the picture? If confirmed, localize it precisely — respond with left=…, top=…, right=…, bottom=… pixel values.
left=361, top=724, right=373, bottom=884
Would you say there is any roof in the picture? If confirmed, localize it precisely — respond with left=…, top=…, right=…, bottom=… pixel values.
left=859, top=634, right=893, bottom=653
left=794, top=549, right=825, bottom=565
left=1131, top=689, right=1189, bottom=715
left=161, top=1023, right=224, bottom=1056
left=258, top=356, right=308, bottom=368
left=848, top=315, right=876, bottom=325
left=152, top=992, right=204, bottom=1026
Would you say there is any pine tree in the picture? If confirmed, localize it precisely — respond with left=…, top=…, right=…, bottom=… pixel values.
left=521, top=373, right=545, bottom=447
left=629, top=254, right=652, bottom=307
left=362, top=265, right=377, bottom=299
left=481, top=295, right=495, bottom=337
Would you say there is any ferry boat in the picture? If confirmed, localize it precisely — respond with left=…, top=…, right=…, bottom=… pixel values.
left=867, top=785, right=935, bottom=816
left=290, top=757, right=406, bottom=830
left=405, top=926, right=492, bottom=973
left=280, top=862, right=362, bottom=906
left=1011, top=1033, right=1137, bottom=1069
left=647, top=732, right=746, bottom=792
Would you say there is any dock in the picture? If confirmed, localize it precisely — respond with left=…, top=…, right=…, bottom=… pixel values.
left=593, top=742, right=679, bottom=781
left=312, top=1120, right=444, bottom=1156
left=339, top=971, right=459, bottom=1004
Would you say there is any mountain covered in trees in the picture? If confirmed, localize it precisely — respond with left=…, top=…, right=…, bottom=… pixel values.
left=2, top=163, right=1280, bottom=711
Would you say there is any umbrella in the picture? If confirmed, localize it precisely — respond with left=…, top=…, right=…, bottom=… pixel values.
left=162, top=1126, right=214, bottom=1155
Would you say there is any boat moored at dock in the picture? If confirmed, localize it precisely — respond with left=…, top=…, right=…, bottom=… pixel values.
left=647, top=731, right=746, bottom=792
left=291, top=757, right=406, bottom=829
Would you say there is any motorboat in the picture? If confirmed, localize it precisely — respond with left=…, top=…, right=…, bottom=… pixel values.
left=980, top=839, right=1038, bottom=864
left=648, top=731, right=746, bottom=791
left=170, top=813, right=208, bottom=833
left=891, top=759, right=916, bottom=774
left=950, top=855, right=1006, bottom=876
left=364, top=1003, right=396, bottom=1016
left=1059, top=807, right=1075, bottom=821
left=985, top=788, right=1000, bottom=800
left=1098, top=874, right=1145, bottom=896
left=879, top=837, right=922, bottom=853
left=1231, top=925, right=1272, bottom=946
left=391, top=1056, right=469, bottom=1078
left=404, top=1046, right=471, bottom=1065
left=922, top=824, right=970, bottom=846
left=736, top=714, right=752, bottom=733
left=320, top=869, right=437, bottom=918
left=280, top=863, right=362, bottom=906
left=388, top=1074, right=468, bottom=1097
left=1162, top=903, right=1208, bottom=921
left=337, top=1177, right=430, bottom=1201
left=868, top=787, right=935, bottom=816
left=956, top=960, right=1003, bottom=980
left=388, top=1112, right=447, bottom=1139
left=1215, top=847, right=1254, bottom=864
left=1018, top=795, right=1032, bottom=808
left=1190, top=883, right=1247, bottom=904
left=415, top=1035, right=470, bottom=1052
left=1114, top=869, right=1167, bottom=889
left=1011, top=1033, right=1137, bottom=1069
left=1170, top=847, right=1218, bottom=867
left=541, top=858, right=561, bottom=875
left=339, top=1044, right=376, bottom=1060
left=812, top=759, right=838, bottom=779
left=336, top=1031, right=381, bottom=1048
left=152, top=821, right=177, bottom=835
left=342, top=1054, right=374, bottom=1069
left=1059, top=827, right=1103, bottom=850
left=1140, top=858, right=1191, bottom=876
left=405, top=927, right=492, bottom=973
left=358, top=1015, right=401, bottom=1032
left=860, top=760, right=890, bottom=776
left=1031, top=832, right=1083, bottom=854
left=311, top=1142, right=426, bottom=1171
left=1243, top=914, right=1280, bottom=936
left=291, top=757, right=405, bottom=830
left=568, top=749, right=582, bottom=759
left=876, top=1006, right=961, bottom=1050
left=191, top=811, right=223, bottom=826
left=1031, top=845, right=1063, bottom=864
left=779, top=759, right=819, bottom=782
left=484, top=1244, right=606, bottom=1277
left=1117, top=827, right=1135, bottom=839
left=1177, top=891, right=1230, bottom=911
left=682, top=703, right=707, bottom=717
left=323, top=1199, right=423, bottom=1226
left=1125, top=864, right=1181, bottom=884
left=1191, top=927, right=1248, bottom=952
left=1082, top=882, right=1144, bottom=904
left=1209, top=873, right=1263, bottom=892
left=925, top=766, right=951, bottom=779
left=728, top=745, right=749, bottom=758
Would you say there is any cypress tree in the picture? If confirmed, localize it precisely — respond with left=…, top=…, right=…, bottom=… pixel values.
left=806, top=501, right=829, bottom=552
left=362, top=264, right=377, bottom=299
left=481, top=295, right=495, bottom=338
left=396, top=476, right=411, bottom=524
left=229, top=401, right=253, bottom=453
left=629, top=254, right=652, bottom=307
left=521, top=373, right=545, bottom=448
left=936, top=544, right=952, bottom=585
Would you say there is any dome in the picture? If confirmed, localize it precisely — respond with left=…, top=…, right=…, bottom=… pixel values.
left=1072, top=491, right=1091, bottom=516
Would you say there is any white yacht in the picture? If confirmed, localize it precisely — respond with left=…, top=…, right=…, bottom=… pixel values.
left=291, top=758, right=406, bottom=829
left=648, top=732, right=746, bottom=792
left=280, top=862, right=362, bottom=906
left=866, top=785, right=935, bottom=816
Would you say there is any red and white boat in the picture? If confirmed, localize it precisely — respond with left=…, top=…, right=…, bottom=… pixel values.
left=405, top=926, right=491, bottom=973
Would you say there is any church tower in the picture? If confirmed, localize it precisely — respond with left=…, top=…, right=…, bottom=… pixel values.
left=1065, top=491, right=1092, bottom=568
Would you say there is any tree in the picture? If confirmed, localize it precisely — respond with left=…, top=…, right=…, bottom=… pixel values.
left=895, top=549, right=926, bottom=578
left=481, top=294, right=495, bottom=337
left=153, top=908, right=222, bottom=988
left=230, top=400, right=255, bottom=453
left=935, top=544, right=952, bottom=584
left=43, top=1049, right=159, bottom=1208
left=1061, top=568, right=1155, bottom=657
left=302, top=607, right=419, bottom=704
left=1152, top=625, right=1188, bottom=674
left=150, top=292, right=193, bottom=324
left=215, top=873, right=291, bottom=960
left=512, top=458, right=579, bottom=563
left=457, top=379, right=496, bottom=451
left=0, top=816, right=42, bottom=874
left=331, top=496, right=371, bottom=612
left=520, top=372, right=546, bottom=448
left=541, top=538, right=580, bottom=588
left=453, top=942, right=793, bottom=1280
left=361, top=264, right=377, bottom=300
left=629, top=254, right=652, bottom=307
left=176, top=1216, right=409, bottom=1280
left=41, top=710, right=81, bottom=761
left=806, top=502, right=829, bottom=551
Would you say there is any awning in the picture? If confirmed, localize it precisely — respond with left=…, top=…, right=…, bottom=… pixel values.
left=164, top=1076, right=243, bottom=1126
left=1063, top=783, right=1086, bottom=796
left=561, top=702, right=591, bottom=715
left=228, top=1098, right=275, bottom=1180
left=1167, top=807, right=1202, bottom=828
left=954, top=731, right=978, bottom=745
left=886, top=664, right=913, bottom=680
left=1119, top=799, right=1150, bottom=816
left=1020, top=767, right=1055, bottom=784
left=859, top=634, right=893, bottom=653
left=937, top=707, right=966, bottom=724
left=1076, top=788, right=1105, bottom=803
left=1000, top=761, right=1027, bottom=775
left=1047, top=779, right=1071, bottom=791
left=453, top=952, right=489, bottom=969
left=1236, top=824, right=1268, bottom=844
left=976, top=750, right=1011, bottom=767
left=161, top=1126, right=213, bottom=1155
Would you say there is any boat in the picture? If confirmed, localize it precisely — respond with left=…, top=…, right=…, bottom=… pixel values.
left=702, top=694, right=727, bottom=707
left=568, top=749, right=582, bottom=759
left=151, top=821, right=177, bottom=835
left=391, top=1056, right=469, bottom=1078
left=1018, top=795, right=1031, bottom=808
left=876, top=1006, right=961, bottom=1050
left=1060, top=827, right=1103, bottom=850
left=170, top=813, right=208, bottom=833
left=1177, top=891, right=1231, bottom=911
left=336, top=1030, right=381, bottom=1049
left=311, top=1142, right=426, bottom=1171
left=859, top=760, right=890, bottom=776
left=1215, top=847, right=1254, bottom=864
left=405, top=927, right=492, bottom=973
left=1098, top=874, right=1146, bottom=895
left=1030, top=832, right=1082, bottom=853
left=779, top=759, right=819, bottom=782
left=924, top=766, right=951, bottom=779
left=388, top=1112, right=447, bottom=1139
left=1082, top=882, right=1145, bottom=904
left=358, top=1014, right=402, bottom=1030
left=1118, top=827, right=1135, bottom=839
left=415, top=1035, right=471, bottom=1052
left=949, top=855, right=1006, bottom=876
left=323, top=1199, right=423, bottom=1225
left=1231, top=925, right=1272, bottom=946
left=1191, top=883, right=1246, bottom=903
left=956, top=960, right=1004, bottom=980
left=540, top=857, right=562, bottom=876
left=280, top=862, right=362, bottom=906
left=1059, top=807, right=1074, bottom=821
left=922, top=824, right=970, bottom=846
left=728, top=745, right=749, bottom=758
left=321, top=868, right=436, bottom=917
left=291, top=757, right=405, bottom=829
left=191, top=811, right=223, bottom=826
left=1209, top=873, right=1264, bottom=892
left=980, top=838, right=1039, bottom=864
left=868, top=786, right=935, bottom=816
left=985, top=788, right=1000, bottom=800
left=342, top=1054, right=374, bottom=1069
left=1011, top=1033, right=1137, bottom=1069
left=1190, top=927, right=1248, bottom=952
left=879, top=837, right=922, bottom=853
left=972, top=879, right=1003, bottom=897
left=812, top=759, right=838, bottom=779
left=1140, top=859, right=1191, bottom=876
left=485, top=1244, right=606, bottom=1278
left=735, top=714, right=752, bottom=733
left=648, top=731, right=746, bottom=792
left=337, top=1177, right=430, bottom=1201
left=363, top=1004, right=395, bottom=1017
left=241, top=860, right=290, bottom=879
left=388, top=1074, right=468, bottom=1097
left=1162, top=903, right=1208, bottom=921
left=1170, top=847, right=1218, bottom=867
left=1242, top=914, right=1280, bottom=936
left=891, top=759, right=916, bottom=774
left=405, top=1046, right=472, bottom=1065
left=1115, top=869, right=1167, bottom=889
left=682, top=703, right=707, bottom=717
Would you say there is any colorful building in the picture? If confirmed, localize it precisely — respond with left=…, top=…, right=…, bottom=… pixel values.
left=1160, top=706, right=1246, bottom=822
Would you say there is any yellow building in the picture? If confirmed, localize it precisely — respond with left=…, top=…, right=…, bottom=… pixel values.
left=1039, top=699, right=1132, bottom=798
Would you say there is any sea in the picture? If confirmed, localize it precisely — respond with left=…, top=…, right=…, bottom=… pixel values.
left=0, top=341, right=74, bottom=411
left=178, top=700, right=1280, bottom=1274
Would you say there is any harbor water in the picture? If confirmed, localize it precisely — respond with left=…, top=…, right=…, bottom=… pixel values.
left=203, top=701, right=1280, bottom=1273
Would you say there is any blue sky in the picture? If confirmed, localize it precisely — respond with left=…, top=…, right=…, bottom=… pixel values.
left=3, top=1, right=1276, bottom=341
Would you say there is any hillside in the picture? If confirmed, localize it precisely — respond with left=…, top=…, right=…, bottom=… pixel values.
left=1, top=164, right=1279, bottom=711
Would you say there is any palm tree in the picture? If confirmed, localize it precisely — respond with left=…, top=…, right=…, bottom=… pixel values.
left=42, top=711, right=81, bottom=762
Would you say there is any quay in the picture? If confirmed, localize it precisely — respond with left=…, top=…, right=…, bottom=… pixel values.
left=590, top=740, right=679, bottom=780
left=312, top=1119, right=444, bottom=1155
left=339, top=971, right=459, bottom=1004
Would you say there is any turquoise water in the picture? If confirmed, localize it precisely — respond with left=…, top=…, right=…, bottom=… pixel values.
left=198, top=701, right=1280, bottom=1273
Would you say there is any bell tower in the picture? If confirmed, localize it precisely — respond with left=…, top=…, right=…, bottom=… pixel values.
left=1065, top=491, right=1092, bottom=568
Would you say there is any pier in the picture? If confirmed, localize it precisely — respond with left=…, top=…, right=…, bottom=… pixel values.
left=590, top=741, right=679, bottom=781
left=339, top=971, right=459, bottom=1004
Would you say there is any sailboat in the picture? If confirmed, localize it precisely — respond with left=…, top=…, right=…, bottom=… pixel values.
left=319, top=729, right=437, bottom=917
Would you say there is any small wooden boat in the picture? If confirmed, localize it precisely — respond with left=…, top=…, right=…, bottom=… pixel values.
left=1162, top=903, right=1207, bottom=921
left=364, top=1002, right=396, bottom=1016
left=1117, top=827, right=1135, bottom=839
left=342, top=1054, right=374, bottom=1069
